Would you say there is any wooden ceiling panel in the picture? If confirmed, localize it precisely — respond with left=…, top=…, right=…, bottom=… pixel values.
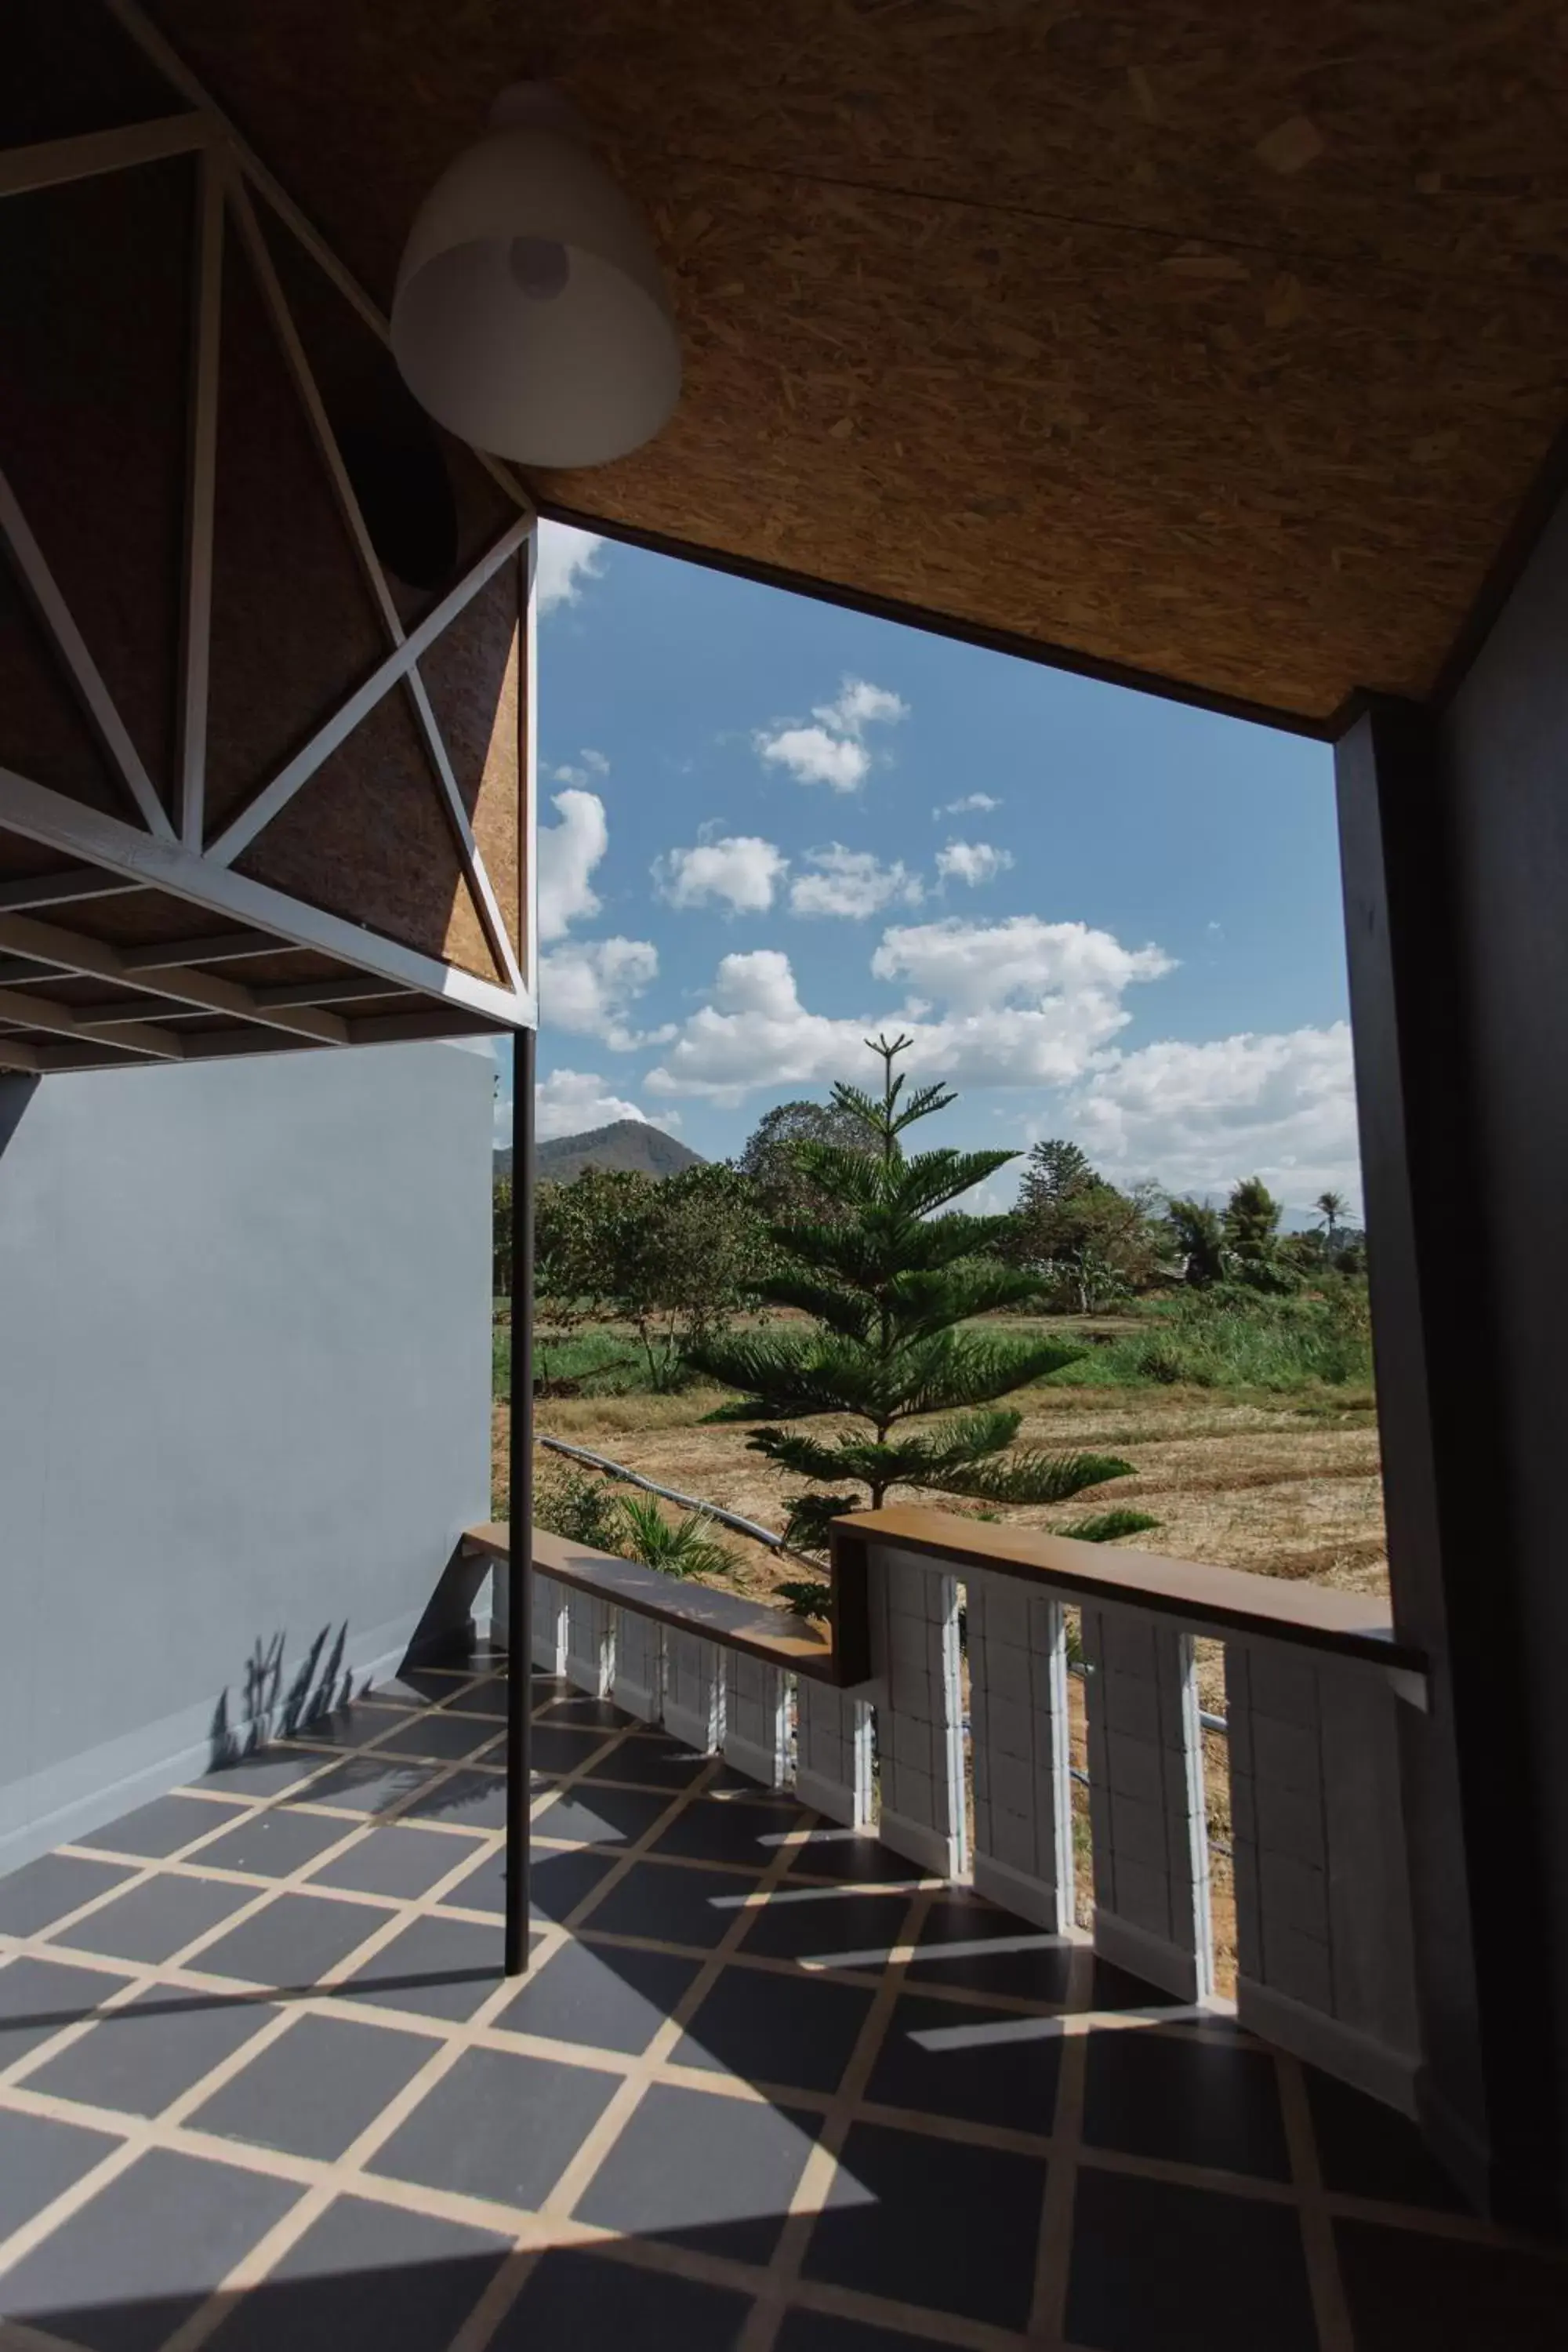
left=235, top=677, right=503, bottom=984
left=139, top=0, right=1568, bottom=722
left=416, top=562, right=522, bottom=961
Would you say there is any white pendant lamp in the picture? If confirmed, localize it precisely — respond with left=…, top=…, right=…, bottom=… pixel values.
left=391, top=84, right=681, bottom=469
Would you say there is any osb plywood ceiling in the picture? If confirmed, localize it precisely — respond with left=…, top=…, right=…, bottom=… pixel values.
left=142, top=0, right=1568, bottom=726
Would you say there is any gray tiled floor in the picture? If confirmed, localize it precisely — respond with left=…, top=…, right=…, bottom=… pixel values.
left=0, top=1646, right=1563, bottom=2352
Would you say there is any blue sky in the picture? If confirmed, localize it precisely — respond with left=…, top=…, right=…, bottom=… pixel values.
left=495, top=522, right=1360, bottom=1216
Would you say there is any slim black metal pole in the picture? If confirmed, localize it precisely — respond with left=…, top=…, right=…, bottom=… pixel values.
left=503, top=1028, right=535, bottom=1975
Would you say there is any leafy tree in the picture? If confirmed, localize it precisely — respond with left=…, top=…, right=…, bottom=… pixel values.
left=608, top=1162, right=765, bottom=1389
left=738, top=1097, right=870, bottom=1225
left=1166, top=1196, right=1229, bottom=1287
left=1007, top=1139, right=1163, bottom=1312
left=688, top=1036, right=1133, bottom=1552
left=493, top=1173, right=514, bottom=1301
left=1224, top=1174, right=1297, bottom=1294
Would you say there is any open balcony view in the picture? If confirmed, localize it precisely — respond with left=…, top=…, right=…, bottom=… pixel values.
left=4, top=3, right=1568, bottom=2348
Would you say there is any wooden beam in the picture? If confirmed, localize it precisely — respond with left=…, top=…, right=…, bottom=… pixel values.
left=0, top=762, right=533, bottom=1029
left=0, top=1036, right=40, bottom=1073
left=250, top=975, right=403, bottom=1007
left=178, top=144, right=223, bottom=849
left=0, top=985, right=183, bottom=1060
left=118, top=931, right=291, bottom=970
left=0, top=869, right=140, bottom=913
left=0, top=911, right=348, bottom=1047
left=0, top=114, right=208, bottom=199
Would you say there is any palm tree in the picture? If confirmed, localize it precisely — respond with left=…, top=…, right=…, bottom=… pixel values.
left=1316, top=1189, right=1348, bottom=1254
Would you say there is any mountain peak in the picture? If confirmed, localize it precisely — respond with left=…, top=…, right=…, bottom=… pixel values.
left=497, top=1118, right=705, bottom=1182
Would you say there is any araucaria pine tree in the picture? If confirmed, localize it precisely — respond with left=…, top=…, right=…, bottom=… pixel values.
left=689, top=1036, right=1133, bottom=1552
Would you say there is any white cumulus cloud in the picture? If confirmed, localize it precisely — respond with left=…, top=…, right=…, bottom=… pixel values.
left=536, top=788, right=608, bottom=943
left=756, top=674, right=908, bottom=793
left=935, top=792, right=1000, bottom=817
left=647, top=917, right=1171, bottom=1104
left=540, top=935, right=671, bottom=1052
left=789, top=846, right=924, bottom=920
left=655, top=833, right=787, bottom=915
left=535, top=523, right=606, bottom=615
left=1065, top=1023, right=1361, bottom=1210
left=535, top=1069, right=681, bottom=1141
left=935, top=839, right=1014, bottom=887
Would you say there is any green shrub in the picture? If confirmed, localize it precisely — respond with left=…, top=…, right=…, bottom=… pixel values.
left=1055, top=1508, right=1162, bottom=1542
left=615, top=1494, right=736, bottom=1580
left=532, top=1465, right=626, bottom=1553
left=1049, top=1283, right=1374, bottom=1394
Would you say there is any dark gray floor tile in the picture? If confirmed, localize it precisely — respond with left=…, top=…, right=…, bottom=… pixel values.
left=804, top=2121, right=1046, bottom=2329
left=0, top=2107, right=121, bottom=2239
left=448, top=1844, right=615, bottom=1924
left=490, top=2246, right=753, bottom=2350
left=400, top=1766, right=507, bottom=1829
left=338, top=1912, right=503, bottom=2021
left=191, top=1808, right=356, bottom=1881
left=196, top=1891, right=392, bottom=1987
left=1305, top=2065, right=1468, bottom=2210
left=285, top=1701, right=409, bottom=1751
left=53, top=1874, right=256, bottom=1965
left=908, top=1894, right=1075, bottom=2001
left=776, top=2314, right=938, bottom=2351
left=532, top=1782, right=671, bottom=1847
left=782, top=1827, right=926, bottom=1886
left=369, top=2045, right=617, bottom=2209
left=583, top=1735, right=713, bottom=1791
left=677, top=1965, right=872, bottom=2094
left=205, top=2192, right=508, bottom=2352
left=0, top=1955, right=125, bottom=2068
left=575, top=2081, right=820, bottom=2264
left=864, top=1992, right=1061, bottom=2133
left=0, top=2147, right=303, bottom=2352
left=85, top=1795, right=249, bottom=1860
left=369, top=1713, right=504, bottom=1764
left=1083, top=2027, right=1290, bottom=2180
left=191, top=2010, right=436, bottom=2161
left=1334, top=2216, right=1568, bottom=2351
left=533, top=1694, right=633, bottom=1732
left=25, top=1984, right=280, bottom=2118
left=201, top=1748, right=330, bottom=1799
left=583, top=1860, right=756, bottom=1950
left=1065, top=2167, right=1317, bottom=2351
left=652, top=1798, right=805, bottom=1870
left=528, top=1724, right=619, bottom=1776
left=439, top=1679, right=510, bottom=1719
left=499, top=1938, right=700, bottom=2055
left=736, top=1886, right=916, bottom=1968
left=307, top=1823, right=482, bottom=1900
left=0, top=1853, right=139, bottom=1939
left=285, top=1755, right=441, bottom=1817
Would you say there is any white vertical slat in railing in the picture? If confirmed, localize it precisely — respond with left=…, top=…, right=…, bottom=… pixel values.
left=724, top=1655, right=791, bottom=1789
left=967, top=1568, right=1075, bottom=1933
left=1227, top=1640, right=1421, bottom=2111
left=795, top=1679, right=874, bottom=1828
left=532, top=1573, right=568, bottom=1677
left=866, top=1544, right=967, bottom=1877
left=563, top=1591, right=615, bottom=1698
left=611, top=1610, right=663, bottom=1726
left=1080, top=1601, right=1213, bottom=2000
left=662, top=1629, right=725, bottom=1754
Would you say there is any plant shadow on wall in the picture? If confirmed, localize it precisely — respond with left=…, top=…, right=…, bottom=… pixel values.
left=209, top=1623, right=353, bottom=1768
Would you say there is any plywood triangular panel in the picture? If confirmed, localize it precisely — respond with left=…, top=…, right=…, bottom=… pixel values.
left=416, top=563, right=523, bottom=967
left=254, top=200, right=519, bottom=630
left=5, top=0, right=187, bottom=150
left=0, top=159, right=192, bottom=818
left=0, top=558, right=124, bottom=815
left=235, top=678, right=502, bottom=984
left=203, top=208, right=389, bottom=838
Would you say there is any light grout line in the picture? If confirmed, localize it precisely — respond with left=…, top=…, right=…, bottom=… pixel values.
left=1027, top=1936, right=1094, bottom=2347
left=1276, top=2051, right=1356, bottom=2351
left=735, top=1880, right=940, bottom=2352
left=0, top=1664, right=1556, bottom=2352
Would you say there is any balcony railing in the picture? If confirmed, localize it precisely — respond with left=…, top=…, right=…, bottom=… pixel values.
left=466, top=1505, right=1428, bottom=2117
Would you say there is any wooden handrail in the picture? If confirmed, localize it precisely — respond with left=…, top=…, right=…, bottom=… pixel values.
left=837, top=1507, right=1425, bottom=1677
left=463, top=1523, right=839, bottom=1682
